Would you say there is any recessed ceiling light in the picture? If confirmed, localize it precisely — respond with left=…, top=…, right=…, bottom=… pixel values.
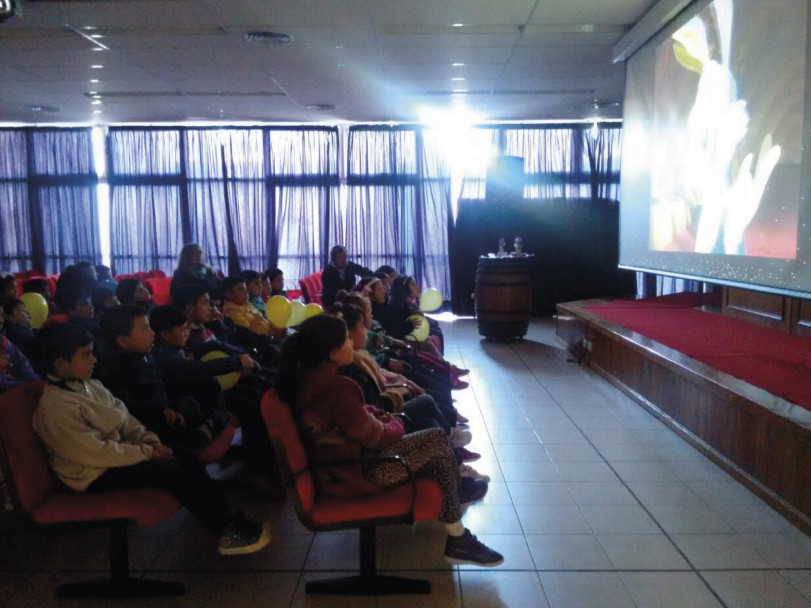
left=82, top=26, right=97, bottom=31
left=91, top=64, right=103, bottom=69
left=91, top=48, right=104, bottom=52
left=28, top=104, right=60, bottom=113
left=243, top=31, right=293, bottom=45
left=452, top=77, right=465, bottom=81
left=452, top=23, right=464, bottom=27
left=91, top=100, right=102, bottom=105
left=452, top=63, right=465, bottom=67
left=90, top=79, right=99, bottom=83
left=452, top=89, right=468, bottom=93
left=93, top=110, right=102, bottom=114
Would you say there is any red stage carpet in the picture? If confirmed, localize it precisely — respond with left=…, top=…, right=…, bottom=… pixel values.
left=585, top=294, right=811, bottom=413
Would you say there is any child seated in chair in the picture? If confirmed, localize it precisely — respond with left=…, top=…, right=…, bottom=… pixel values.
left=276, top=314, right=503, bottom=567
left=31, top=322, right=271, bottom=556
left=220, top=276, right=283, bottom=366
left=149, top=305, right=278, bottom=479
left=241, top=270, right=266, bottom=317
left=0, top=313, right=39, bottom=394
left=95, top=305, right=227, bottom=450
left=116, top=278, right=155, bottom=313
left=2, top=298, right=36, bottom=359
left=172, top=284, right=277, bottom=388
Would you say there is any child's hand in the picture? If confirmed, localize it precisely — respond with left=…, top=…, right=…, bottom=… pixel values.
left=388, top=359, right=406, bottom=374
left=238, top=354, right=254, bottom=372
left=151, top=444, right=174, bottom=459
left=164, top=409, right=186, bottom=427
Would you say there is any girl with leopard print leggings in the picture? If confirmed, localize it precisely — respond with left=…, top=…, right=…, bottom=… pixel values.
left=276, top=313, right=503, bottom=567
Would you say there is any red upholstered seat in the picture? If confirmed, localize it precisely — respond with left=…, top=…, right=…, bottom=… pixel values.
left=299, top=270, right=323, bottom=305
left=144, top=277, right=172, bottom=306
left=134, top=271, right=151, bottom=284
left=0, top=381, right=184, bottom=598
left=148, top=269, right=167, bottom=278
left=261, top=388, right=441, bottom=595
left=196, top=416, right=237, bottom=464
left=115, top=273, right=136, bottom=283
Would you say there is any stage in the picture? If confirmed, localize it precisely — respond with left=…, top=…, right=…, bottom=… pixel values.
left=556, top=295, right=811, bottom=533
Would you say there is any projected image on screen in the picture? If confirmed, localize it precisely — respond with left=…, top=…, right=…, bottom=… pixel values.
left=649, top=0, right=794, bottom=258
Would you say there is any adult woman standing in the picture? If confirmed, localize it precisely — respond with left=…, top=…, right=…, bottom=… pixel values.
left=170, top=243, right=222, bottom=303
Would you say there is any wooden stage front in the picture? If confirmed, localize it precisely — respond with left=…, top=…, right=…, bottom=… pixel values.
left=556, top=298, right=811, bottom=534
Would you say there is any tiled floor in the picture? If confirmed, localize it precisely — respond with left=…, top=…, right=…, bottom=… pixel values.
left=4, top=316, right=811, bottom=607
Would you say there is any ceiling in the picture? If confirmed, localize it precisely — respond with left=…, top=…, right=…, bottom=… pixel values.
left=0, top=0, right=661, bottom=125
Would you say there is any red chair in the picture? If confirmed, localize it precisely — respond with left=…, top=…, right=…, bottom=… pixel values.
left=148, top=269, right=167, bottom=278
left=114, top=273, right=137, bottom=284
left=260, top=388, right=442, bottom=595
left=134, top=271, right=151, bottom=284
left=0, top=382, right=185, bottom=598
left=144, top=277, right=172, bottom=306
left=299, top=270, right=323, bottom=305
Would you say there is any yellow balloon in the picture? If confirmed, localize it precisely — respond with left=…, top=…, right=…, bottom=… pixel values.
left=405, top=314, right=430, bottom=343
left=419, top=288, right=443, bottom=313
left=199, top=350, right=240, bottom=391
left=287, top=301, right=306, bottom=327
left=266, top=295, right=292, bottom=328
left=304, top=303, right=323, bottom=319
left=19, top=292, right=48, bottom=329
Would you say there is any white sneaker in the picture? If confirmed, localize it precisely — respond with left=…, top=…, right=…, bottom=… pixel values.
left=459, top=464, right=490, bottom=483
left=450, top=426, right=472, bottom=447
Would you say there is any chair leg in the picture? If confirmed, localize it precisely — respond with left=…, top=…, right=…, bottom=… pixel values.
left=305, top=526, right=431, bottom=595
left=56, top=521, right=185, bottom=598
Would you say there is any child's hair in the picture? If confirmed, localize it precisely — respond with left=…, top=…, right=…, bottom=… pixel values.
left=376, top=265, right=396, bottom=276
left=220, top=276, right=245, bottom=295
left=354, top=276, right=380, bottom=293
left=99, top=304, right=148, bottom=348
left=2, top=298, right=24, bottom=318
left=149, top=305, right=187, bottom=336
left=332, top=302, right=365, bottom=331
left=389, top=274, right=416, bottom=307
left=90, top=286, right=116, bottom=312
left=334, top=291, right=369, bottom=310
left=172, top=284, right=209, bottom=310
left=94, top=264, right=113, bottom=280
left=33, top=323, right=94, bottom=376
left=373, top=271, right=389, bottom=281
left=264, top=268, right=283, bottom=282
left=277, top=314, right=348, bottom=404
left=115, top=278, right=142, bottom=305
left=22, top=278, right=50, bottom=298
left=241, top=270, right=261, bottom=283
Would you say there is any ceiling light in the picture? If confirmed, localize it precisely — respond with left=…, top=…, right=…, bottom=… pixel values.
left=452, top=77, right=465, bottom=81
left=305, top=103, right=336, bottom=111
left=243, top=31, right=293, bottom=45
left=91, top=65, right=103, bottom=69
left=452, top=23, right=464, bottom=27
left=90, top=79, right=99, bottom=83
left=452, top=63, right=465, bottom=67
left=28, top=104, right=60, bottom=114
left=453, top=89, right=468, bottom=93
left=93, top=110, right=102, bottom=114
left=91, top=100, right=102, bottom=105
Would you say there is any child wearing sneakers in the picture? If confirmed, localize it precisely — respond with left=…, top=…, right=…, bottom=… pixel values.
left=31, top=323, right=271, bottom=556
left=277, top=314, right=503, bottom=567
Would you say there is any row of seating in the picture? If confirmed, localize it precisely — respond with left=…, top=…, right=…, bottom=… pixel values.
left=0, top=382, right=441, bottom=598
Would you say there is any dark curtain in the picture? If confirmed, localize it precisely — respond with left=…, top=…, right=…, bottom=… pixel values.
left=108, top=129, right=185, bottom=275
left=0, top=130, right=33, bottom=272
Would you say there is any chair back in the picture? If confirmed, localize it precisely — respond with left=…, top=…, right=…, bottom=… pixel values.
left=144, top=277, right=172, bottom=306
left=299, top=270, right=323, bottom=305
left=260, top=389, right=315, bottom=513
left=0, top=381, right=55, bottom=513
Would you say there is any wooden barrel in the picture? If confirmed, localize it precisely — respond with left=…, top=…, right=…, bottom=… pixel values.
left=474, top=256, right=533, bottom=339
